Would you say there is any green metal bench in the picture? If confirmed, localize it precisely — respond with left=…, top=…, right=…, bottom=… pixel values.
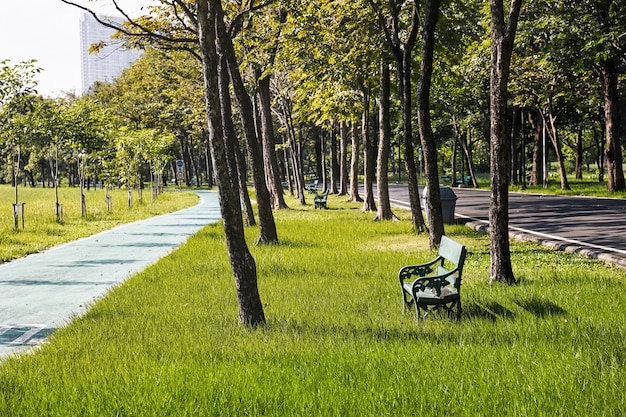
left=314, top=191, right=328, bottom=209
left=305, top=179, right=319, bottom=194
left=398, top=235, right=467, bottom=319
left=455, top=175, right=472, bottom=186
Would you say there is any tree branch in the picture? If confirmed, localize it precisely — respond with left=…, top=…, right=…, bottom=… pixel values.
left=368, top=0, right=396, bottom=57
left=171, top=0, right=197, bottom=27
left=228, top=0, right=278, bottom=38
left=59, top=0, right=197, bottom=46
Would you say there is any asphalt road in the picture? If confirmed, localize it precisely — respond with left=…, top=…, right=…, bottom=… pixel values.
left=386, top=183, right=626, bottom=268
left=0, top=190, right=221, bottom=359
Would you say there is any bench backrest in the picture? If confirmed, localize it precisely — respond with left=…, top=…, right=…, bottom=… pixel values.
left=438, top=235, right=467, bottom=275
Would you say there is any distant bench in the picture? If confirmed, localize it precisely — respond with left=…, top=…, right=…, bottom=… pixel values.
left=398, top=235, right=467, bottom=319
left=305, top=180, right=319, bottom=194
left=441, top=175, right=472, bottom=186
left=314, top=191, right=328, bottom=209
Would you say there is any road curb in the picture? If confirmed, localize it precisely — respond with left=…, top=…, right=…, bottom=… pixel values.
left=461, top=219, right=626, bottom=270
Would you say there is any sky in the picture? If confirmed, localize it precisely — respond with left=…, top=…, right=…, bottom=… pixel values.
left=0, top=0, right=151, bottom=97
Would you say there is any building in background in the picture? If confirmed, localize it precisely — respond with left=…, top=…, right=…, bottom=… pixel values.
left=80, top=13, right=142, bottom=94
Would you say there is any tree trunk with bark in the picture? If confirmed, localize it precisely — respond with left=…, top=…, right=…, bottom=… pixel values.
left=369, top=0, right=424, bottom=232
left=545, top=111, right=570, bottom=191
left=312, top=127, right=323, bottom=186
left=575, top=129, right=583, bottom=180
left=339, top=121, right=349, bottom=196
left=459, top=130, right=479, bottom=188
left=217, top=50, right=256, bottom=227
left=417, top=0, right=444, bottom=248
left=197, top=0, right=265, bottom=326
left=256, top=73, right=289, bottom=209
left=349, top=121, right=363, bottom=202
left=320, top=128, right=328, bottom=192
left=280, top=99, right=307, bottom=204
left=488, top=0, right=522, bottom=285
left=216, top=14, right=278, bottom=244
left=376, top=61, right=397, bottom=221
left=593, top=125, right=605, bottom=183
left=528, top=109, right=544, bottom=187
left=599, top=58, right=625, bottom=192
left=330, top=126, right=339, bottom=194
left=362, top=89, right=377, bottom=213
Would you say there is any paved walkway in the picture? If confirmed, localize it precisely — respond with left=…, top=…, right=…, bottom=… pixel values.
left=0, top=190, right=220, bottom=359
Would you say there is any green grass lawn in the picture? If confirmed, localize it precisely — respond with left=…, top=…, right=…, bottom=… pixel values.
left=1, top=193, right=624, bottom=416
left=0, top=185, right=198, bottom=263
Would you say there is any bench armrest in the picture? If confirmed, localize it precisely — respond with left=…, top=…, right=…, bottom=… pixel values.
left=410, top=268, right=460, bottom=296
left=398, top=256, right=444, bottom=284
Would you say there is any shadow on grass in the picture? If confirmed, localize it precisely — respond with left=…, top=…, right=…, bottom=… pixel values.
left=514, top=296, right=567, bottom=317
left=463, top=301, right=516, bottom=321
left=272, top=320, right=463, bottom=344
left=273, top=238, right=322, bottom=249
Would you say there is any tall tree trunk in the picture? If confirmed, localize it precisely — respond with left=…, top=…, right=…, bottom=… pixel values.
left=283, top=103, right=306, bottom=204
left=575, top=129, right=583, bottom=180
left=339, top=121, right=349, bottom=196
left=203, top=131, right=214, bottom=188
left=309, top=126, right=325, bottom=191
left=376, top=61, right=397, bottom=221
left=320, top=128, right=328, bottom=191
left=418, top=0, right=444, bottom=248
left=256, top=73, right=288, bottom=209
left=330, top=125, right=339, bottom=194
left=294, top=127, right=307, bottom=204
left=282, top=147, right=293, bottom=195
left=510, top=107, right=519, bottom=185
left=459, top=130, right=478, bottom=188
left=362, top=88, right=377, bottom=212
left=488, top=0, right=522, bottom=285
left=197, top=0, right=265, bottom=326
left=451, top=137, right=458, bottom=185
left=528, top=109, right=544, bottom=186
left=544, top=91, right=570, bottom=191
left=545, top=111, right=570, bottom=191
left=593, top=124, right=605, bottom=183
left=216, top=13, right=278, bottom=244
left=369, top=0, right=424, bottom=231
left=599, top=58, right=625, bottom=192
left=349, top=121, right=363, bottom=202
left=399, top=52, right=424, bottom=232
left=218, top=50, right=255, bottom=227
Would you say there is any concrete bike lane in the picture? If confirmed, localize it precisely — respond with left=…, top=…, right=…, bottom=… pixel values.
left=0, top=190, right=221, bottom=359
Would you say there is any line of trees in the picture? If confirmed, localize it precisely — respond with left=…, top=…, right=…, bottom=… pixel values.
left=3, top=0, right=624, bottom=324
left=0, top=60, right=178, bottom=201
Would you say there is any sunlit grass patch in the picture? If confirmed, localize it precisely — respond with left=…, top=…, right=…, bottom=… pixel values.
left=0, top=185, right=197, bottom=263
left=0, top=192, right=625, bottom=416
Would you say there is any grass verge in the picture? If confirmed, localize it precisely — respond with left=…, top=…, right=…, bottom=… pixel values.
left=0, top=194, right=625, bottom=416
left=0, top=185, right=198, bottom=263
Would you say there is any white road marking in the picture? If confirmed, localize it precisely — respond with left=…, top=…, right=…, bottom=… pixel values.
left=457, top=214, right=626, bottom=256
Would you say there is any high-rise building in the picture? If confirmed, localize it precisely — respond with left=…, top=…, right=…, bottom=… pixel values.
left=80, top=13, right=142, bottom=94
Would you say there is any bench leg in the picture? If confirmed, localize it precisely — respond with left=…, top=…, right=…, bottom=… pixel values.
left=415, top=300, right=462, bottom=320
left=415, top=303, right=430, bottom=320
left=440, top=300, right=461, bottom=320
left=401, top=287, right=414, bottom=312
